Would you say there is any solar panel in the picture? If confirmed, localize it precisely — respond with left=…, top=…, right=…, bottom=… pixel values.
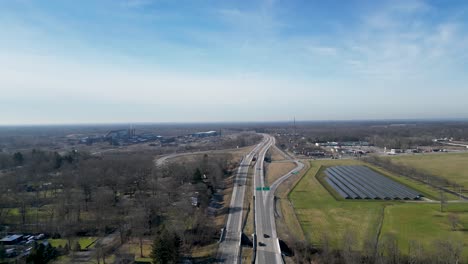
left=324, top=166, right=422, bottom=200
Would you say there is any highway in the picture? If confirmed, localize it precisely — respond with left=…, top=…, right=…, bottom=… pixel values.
left=216, top=135, right=270, bottom=263
left=254, top=135, right=304, bottom=264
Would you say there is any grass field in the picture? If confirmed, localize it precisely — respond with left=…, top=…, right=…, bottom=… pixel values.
left=77, top=237, right=98, bottom=249
left=265, top=161, right=296, bottom=186
left=49, top=238, right=68, bottom=248
left=269, top=146, right=288, bottom=161
left=275, top=160, right=309, bottom=242
left=381, top=203, right=468, bottom=256
left=289, top=159, right=385, bottom=248
left=289, top=159, right=468, bottom=258
left=125, top=240, right=153, bottom=262
left=391, top=153, right=468, bottom=189
left=49, top=237, right=98, bottom=249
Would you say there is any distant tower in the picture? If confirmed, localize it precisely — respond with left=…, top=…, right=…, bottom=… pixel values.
left=294, top=117, right=297, bottom=139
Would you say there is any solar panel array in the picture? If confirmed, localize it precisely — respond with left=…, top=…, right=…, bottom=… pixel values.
left=325, top=166, right=422, bottom=200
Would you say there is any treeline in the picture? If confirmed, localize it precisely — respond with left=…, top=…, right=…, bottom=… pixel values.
left=363, top=156, right=460, bottom=189
left=221, top=133, right=263, bottom=149
left=0, top=148, right=236, bottom=261
left=270, top=121, right=468, bottom=149
left=293, top=232, right=465, bottom=264
left=0, top=149, right=78, bottom=171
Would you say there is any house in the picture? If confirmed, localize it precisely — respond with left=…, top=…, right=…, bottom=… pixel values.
left=388, top=149, right=403, bottom=155
left=0, top=234, right=23, bottom=245
left=191, top=197, right=199, bottom=207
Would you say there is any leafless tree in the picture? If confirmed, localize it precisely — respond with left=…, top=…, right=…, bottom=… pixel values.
left=431, top=239, right=463, bottom=264
left=439, top=190, right=447, bottom=212
left=408, top=240, right=425, bottom=264
left=380, top=233, right=400, bottom=264
left=320, top=232, right=333, bottom=264
left=341, top=229, right=358, bottom=264
left=447, top=213, right=460, bottom=231
left=362, top=235, right=377, bottom=264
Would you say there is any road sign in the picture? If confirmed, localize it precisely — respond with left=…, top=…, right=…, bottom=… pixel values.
left=292, top=171, right=299, bottom=175
left=262, top=187, right=270, bottom=191
left=256, top=187, right=262, bottom=191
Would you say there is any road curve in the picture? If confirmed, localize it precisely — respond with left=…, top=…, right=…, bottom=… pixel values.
left=254, top=135, right=304, bottom=264
left=154, top=146, right=255, bottom=167
left=216, top=135, right=271, bottom=264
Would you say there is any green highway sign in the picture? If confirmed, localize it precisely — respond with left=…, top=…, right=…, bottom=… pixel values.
left=262, top=187, right=270, bottom=191
left=256, top=187, right=262, bottom=191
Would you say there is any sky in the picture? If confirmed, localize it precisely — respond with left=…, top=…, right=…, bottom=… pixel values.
left=1, top=0, right=468, bottom=124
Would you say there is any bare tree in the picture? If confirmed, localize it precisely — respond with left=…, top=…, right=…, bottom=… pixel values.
left=320, top=232, right=333, bottom=264
left=432, top=239, right=463, bottom=264
left=408, top=240, right=425, bottom=264
left=447, top=213, right=460, bottom=231
left=341, top=229, right=358, bottom=264
left=439, top=190, right=447, bottom=212
left=381, top=233, right=400, bottom=264
left=362, top=235, right=377, bottom=264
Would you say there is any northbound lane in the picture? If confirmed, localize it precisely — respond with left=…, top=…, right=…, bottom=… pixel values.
left=217, top=135, right=270, bottom=263
left=254, top=135, right=304, bottom=264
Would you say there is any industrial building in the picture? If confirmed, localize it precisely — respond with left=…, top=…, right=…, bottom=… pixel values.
left=191, top=131, right=219, bottom=138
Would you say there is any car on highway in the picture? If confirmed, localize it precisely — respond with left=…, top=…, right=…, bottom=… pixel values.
left=258, top=242, right=266, bottom=247
left=263, top=234, right=270, bottom=238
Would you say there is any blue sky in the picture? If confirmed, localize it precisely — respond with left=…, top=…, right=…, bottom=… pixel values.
left=1, top=0, right=467, bottom=124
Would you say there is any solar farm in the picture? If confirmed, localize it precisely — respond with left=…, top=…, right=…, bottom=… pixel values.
left=325, top=165, right=422, bottom=200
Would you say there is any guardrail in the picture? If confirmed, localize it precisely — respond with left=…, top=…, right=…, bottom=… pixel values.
left=276, top=238, right=285, bottom=264
left=252, top=195, right=257, bottom=264
left=251, top=233, right=257, bottom=264
left=218, top=227, right=225, bottom=243
left=237, top=234, right=242, bottom=264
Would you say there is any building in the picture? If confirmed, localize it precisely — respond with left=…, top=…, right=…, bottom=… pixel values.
left=316, top=141, right=369, bottom=147
left=389, top=149, right=403, bottom=155
left=191, top=131, right=219, bottom=138
left=0, top=235, right=23, bottom=245
left=105, top=129, right=131, bottom=140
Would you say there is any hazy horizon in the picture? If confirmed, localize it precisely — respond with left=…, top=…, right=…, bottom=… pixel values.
left=2, top=0, right=468, bottom=124
left=1, top=117, right=468, bottom=127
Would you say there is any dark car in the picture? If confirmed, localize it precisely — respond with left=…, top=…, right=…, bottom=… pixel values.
left=258, top=242, right=266, bottom=247
left=263, top=234, right=270, bottom=238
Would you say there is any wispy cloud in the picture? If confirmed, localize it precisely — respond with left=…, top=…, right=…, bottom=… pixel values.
left=1, top=0, right=468, bottom=124
left=307, top=46, right=338, bottom=57
left=331, top=0, right=468, bottom=81
left=120, top=0, right=155, bottom=8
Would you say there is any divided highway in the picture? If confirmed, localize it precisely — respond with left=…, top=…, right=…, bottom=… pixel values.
left=216, top=133, right=304, bottom=264
left=217, top=135, right=270, bottom=263
left=254, top=135, right=304, bottom=264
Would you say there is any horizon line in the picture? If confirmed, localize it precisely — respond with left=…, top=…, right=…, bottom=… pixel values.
left=1, top=117, right=468, bottom=127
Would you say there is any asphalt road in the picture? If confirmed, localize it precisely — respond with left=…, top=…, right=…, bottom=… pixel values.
left=216, top=135, right=270, bottom=263
left=254, top=135, right=304, bottom=264
left=155, top=134, right=304, bottom=263
left=154, top=147, right=251, bottom=167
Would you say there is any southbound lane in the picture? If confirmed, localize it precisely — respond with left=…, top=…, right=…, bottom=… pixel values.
left=254, top=136, right=304, bottom=264
left=217, top=136, right=270, bottom=263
